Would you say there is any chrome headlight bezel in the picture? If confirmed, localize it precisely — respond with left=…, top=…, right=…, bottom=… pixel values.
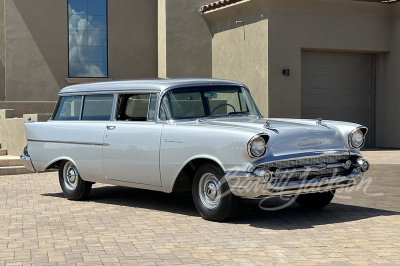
left=348, top=127, right=368, bottom=149
left=247, top=135, right=268, bottom=158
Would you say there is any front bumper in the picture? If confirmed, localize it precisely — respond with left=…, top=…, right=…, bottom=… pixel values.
left=225, top=167, right=364, bottom=199
left=20, top=154, right=36, bottom=172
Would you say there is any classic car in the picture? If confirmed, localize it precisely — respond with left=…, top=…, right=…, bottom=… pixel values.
left=21, top=78, right=370, bottom=221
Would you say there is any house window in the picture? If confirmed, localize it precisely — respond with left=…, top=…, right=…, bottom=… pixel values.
left=68, top=0, right=108, bottom=78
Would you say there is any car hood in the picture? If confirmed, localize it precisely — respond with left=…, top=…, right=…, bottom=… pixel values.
left=200, top=116, right=347, bottom=156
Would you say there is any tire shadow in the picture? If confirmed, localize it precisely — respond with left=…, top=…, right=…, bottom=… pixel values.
left=41, top=185, right=400, bottom=230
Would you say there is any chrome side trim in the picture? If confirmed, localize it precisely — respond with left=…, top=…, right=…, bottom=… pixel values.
left=20, top=154, right=35, bottom=172
left=27, top=139, right=110, bottom=146
left=247, top=150, right=351, bottom=172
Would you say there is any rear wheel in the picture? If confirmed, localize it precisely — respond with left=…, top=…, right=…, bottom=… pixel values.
left=192, top=164, right=236, bottom=222
left=295, top=190, right=335, bottom=209
left=59, top=161, right=92, bottom=201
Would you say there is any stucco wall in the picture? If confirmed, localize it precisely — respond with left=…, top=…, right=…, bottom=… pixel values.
left=164, top=0, right=212, bottom=78
left=208, top=1, right=391, bottom=119
left=0, top=109, right=26, bottom=156
left=5, top=0, right=68, bottom=102
left=0, top=101, right=56, bottom=118
left=267, top=8, right=391, bottom=119
left=108, top=0, right=158, bottom=79
left=212, top=11, right=269, bottom=116
left=375, top=3, right=400, bottom=148
left=0, top=0, right=5, bottom=101
left=207, top=0, right=395, bottom=146
left=3, top=0, right=158, bottom=103
left=0, top=112, right=26, bottom=156
left=0, top=109, right=50, bottom=156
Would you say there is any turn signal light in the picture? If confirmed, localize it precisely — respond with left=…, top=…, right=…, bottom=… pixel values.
left=357, top=158, right=370, bottom=172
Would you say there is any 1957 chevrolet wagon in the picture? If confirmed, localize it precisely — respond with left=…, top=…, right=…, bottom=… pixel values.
left=21, top=79, right=370, bottom=221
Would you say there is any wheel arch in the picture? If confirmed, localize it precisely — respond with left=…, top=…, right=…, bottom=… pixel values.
left=44, top=157, right=79, bottom=171
left=170, top=156, right=225, bottom=193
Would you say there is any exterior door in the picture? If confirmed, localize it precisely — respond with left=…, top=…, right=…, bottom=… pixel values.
left=102, top=122, right=163, bottom=186
left=301, top=51, right=375, bottom=148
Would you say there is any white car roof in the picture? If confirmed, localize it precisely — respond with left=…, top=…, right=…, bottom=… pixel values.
left=59, top=78, right=245, bottom=96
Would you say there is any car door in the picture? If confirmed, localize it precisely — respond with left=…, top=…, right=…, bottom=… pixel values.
left=102, top=94, right=163, bottom=187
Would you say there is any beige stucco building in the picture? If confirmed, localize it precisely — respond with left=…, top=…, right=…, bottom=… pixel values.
left=1, top=0, right=400, bottom=149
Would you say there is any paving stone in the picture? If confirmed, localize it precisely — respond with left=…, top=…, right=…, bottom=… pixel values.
left=0, top=152, right=399, bottom=265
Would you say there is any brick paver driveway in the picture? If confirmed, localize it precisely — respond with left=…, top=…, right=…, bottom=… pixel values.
left=1, top=150, right=399, bottom=265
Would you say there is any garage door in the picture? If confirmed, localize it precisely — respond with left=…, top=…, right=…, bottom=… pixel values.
left=301, top=51, right=375, bottom=148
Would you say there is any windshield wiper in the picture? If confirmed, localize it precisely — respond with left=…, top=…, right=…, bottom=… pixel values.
left=210, top=114, right=227, bottom=117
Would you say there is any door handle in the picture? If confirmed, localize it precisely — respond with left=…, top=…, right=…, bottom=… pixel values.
left=106, top=126, right=116, bottom=130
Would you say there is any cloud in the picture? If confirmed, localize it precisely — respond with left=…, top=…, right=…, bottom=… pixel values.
left=68, top=3, right=107, bottom=77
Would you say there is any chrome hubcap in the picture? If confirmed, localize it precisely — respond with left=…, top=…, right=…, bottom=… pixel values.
left=63, top=162, right=78, bottom=190
left=206, top=182, right=218, bottom=200
left=68, top=169, right=77, bottom=183
left=199, top=173, right=221, bottom=209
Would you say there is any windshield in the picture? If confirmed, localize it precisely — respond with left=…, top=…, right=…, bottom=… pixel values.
left=159, top=86, right=259, bottom=121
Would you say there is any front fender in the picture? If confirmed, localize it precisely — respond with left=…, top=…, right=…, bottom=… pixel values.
left=165, top=155, right=226, bottom=193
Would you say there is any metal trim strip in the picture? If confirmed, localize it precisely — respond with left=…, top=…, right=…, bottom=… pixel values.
left=27, top=139, right=110, bottom=146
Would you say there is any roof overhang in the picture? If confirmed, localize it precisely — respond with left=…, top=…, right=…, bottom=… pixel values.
left=199, top=0, right=398, bottom=14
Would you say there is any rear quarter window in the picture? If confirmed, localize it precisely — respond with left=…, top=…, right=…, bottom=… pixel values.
left=53, top=96, right=82, bottom=120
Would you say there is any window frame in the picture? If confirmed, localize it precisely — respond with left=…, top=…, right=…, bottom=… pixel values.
left=157, top=86, right=260, bottom=122
left=115, top=93, right=158, bottom=122
left=81, top=94, right=115, bottom=121
left=51, top=95, right=84, bottom=121
left=51, top=94, right=116, bottom=121
left=67, top=0, right=109, bottom=78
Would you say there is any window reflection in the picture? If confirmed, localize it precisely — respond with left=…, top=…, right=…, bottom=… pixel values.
left=68, top=0, right=107, bottom=78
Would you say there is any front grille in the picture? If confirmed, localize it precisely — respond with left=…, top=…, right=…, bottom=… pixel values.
left=266, top=155, right=350, bottom=169
left=260, top=155, right=351, bottom=184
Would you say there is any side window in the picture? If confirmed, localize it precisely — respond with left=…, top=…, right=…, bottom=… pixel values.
left=159, top=94, right=172, bottom=121
left=53, top=96, right=82, bottom=120
left=160, top=91, right=205, bottom=120
left=118, top=94, right=151, bottom=121
left=238, top=91, right=249, bottom=112
left=147, top=94, right=158, bottom=121
left=82, top=94, right=114, bottom=121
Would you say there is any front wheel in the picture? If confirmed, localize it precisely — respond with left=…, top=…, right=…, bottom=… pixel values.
left=192, top=164, right=236, bottom=222
left=59, top=161, right=92, bottom=201
left=295, top=190, right=335, bottom=209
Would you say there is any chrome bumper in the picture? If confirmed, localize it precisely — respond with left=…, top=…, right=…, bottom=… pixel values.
left=225, top=168, right=364, bottom=199
left=20, top=154, right=36, bottom=172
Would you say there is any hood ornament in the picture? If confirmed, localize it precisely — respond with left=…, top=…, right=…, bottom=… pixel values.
left=264, top=120, right=279, bottom=133
left=316, top=118, right=324, bottom=126
left=316, top=118, right=331, bottom=129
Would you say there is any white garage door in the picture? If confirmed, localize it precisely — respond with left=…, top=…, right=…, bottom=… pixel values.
left=301, top=51, right=375, bottom=148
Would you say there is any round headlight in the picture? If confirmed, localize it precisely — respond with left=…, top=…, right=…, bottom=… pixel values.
left=248, top=136, right=267, bottom=157
left=350, top=129, right=365, bottom=148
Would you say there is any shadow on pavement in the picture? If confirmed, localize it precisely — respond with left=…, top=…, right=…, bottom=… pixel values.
left=230, top=198, right=400, bottom=230
left=41, top=184, right=400, bottom=230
